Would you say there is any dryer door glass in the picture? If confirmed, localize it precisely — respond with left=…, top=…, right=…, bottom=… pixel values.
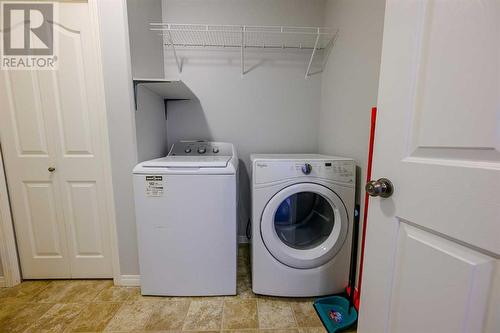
left=260, top=182, right=349, bottom=269
left=274, top=192, right=334, bottom=250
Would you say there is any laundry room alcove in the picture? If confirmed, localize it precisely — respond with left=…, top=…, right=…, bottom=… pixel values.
left=126, top=0, right=385, bottom=246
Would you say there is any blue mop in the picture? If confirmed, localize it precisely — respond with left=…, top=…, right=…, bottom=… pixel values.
left=313, top=207, right=360, bottom=333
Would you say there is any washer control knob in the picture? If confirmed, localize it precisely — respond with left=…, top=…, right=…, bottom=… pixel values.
left=301, top=163, right=312, bottom=175
left=184, top=147, right=192, bottom=153
left=197, top=147, right=206, bottom=154
left=213, top=147, right=219, bottom=153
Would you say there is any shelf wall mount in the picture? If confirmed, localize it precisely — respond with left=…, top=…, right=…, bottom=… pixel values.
left=133, top=78, right=198, bottom=110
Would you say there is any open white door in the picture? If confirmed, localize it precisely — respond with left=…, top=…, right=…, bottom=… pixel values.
left=358, top=1, right=500, bottom=333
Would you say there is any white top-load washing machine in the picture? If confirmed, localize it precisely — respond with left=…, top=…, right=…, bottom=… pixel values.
left=133, top=141, right=238, bottom=296
left=251, top=154, right=355, bottom=297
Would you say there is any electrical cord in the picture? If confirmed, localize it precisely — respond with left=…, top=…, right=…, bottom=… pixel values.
left=246, top=218, right=251, bottom=240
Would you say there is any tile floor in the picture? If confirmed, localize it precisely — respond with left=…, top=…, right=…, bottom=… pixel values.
left=0, top=245, right=357, bottom=333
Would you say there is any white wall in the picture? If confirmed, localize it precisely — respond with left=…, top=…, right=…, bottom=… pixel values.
left=318, top=0, right=385, bottom=262
left=96, top=0, right=140, bottom=276
left=135, top=86, right=169, bottom=162
left=163, top=0, right=326, bottom=26
left=127, top=0, right=164, bottom=79
left=163, top=0, right=325, bottom=235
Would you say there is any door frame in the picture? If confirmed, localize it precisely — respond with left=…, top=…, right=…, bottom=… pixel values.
left=0, top=0, right=122, bottom=286
left=0, top=145, right=21, bottom=287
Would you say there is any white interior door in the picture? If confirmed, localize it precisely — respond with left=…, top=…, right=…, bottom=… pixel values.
left=358, top=1, right=500, bottom=333
left=0, top=1, right=113, bottom=279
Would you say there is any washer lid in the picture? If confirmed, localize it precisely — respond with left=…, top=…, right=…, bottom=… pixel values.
left=260, top=182, right=349, bottom=269
left=141, top=155, right=231, bottom=168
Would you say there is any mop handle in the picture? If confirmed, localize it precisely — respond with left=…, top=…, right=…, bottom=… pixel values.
left=356, top=106, right=377, bottom=309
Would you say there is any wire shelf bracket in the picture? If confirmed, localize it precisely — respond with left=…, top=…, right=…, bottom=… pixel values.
left=150, top=23, right=338, bottom=79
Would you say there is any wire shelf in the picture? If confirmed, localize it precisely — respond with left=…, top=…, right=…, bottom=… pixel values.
left=150, top=23, right=338, bottom=78
left=151, top=23, right=335, bottom=49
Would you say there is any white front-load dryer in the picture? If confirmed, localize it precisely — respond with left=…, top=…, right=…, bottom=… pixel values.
left=251, top=154, right=355, bottom=297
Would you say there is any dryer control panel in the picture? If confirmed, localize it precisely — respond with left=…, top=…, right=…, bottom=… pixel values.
left=254, top=159, right=355, bottom=185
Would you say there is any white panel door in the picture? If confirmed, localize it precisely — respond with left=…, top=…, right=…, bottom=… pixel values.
left=0, top=1, right=113, bottom=278
left=358, top=1, right=500, bottom=333
left=0, top=70, right=71, bottom=278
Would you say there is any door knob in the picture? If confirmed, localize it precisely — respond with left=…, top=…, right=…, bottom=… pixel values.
left=366, top=178, right=394, bottom=198
left=48, top=167, right=56, bottom=173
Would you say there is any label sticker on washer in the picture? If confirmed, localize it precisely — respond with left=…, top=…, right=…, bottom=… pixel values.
left=145, top=176, right=163, bottom=197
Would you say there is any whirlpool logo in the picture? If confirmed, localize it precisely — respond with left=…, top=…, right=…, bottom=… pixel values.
left=1, top=1, right=58, bottom=70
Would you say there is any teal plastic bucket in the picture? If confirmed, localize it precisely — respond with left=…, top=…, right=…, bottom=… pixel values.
left=313, top=295, right=357, bottom=333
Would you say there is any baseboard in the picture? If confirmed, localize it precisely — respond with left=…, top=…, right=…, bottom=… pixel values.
left=238, top=236, right=249, bottom=244
left=0, top=276, right=5, bottom=288
left=117, top=274, right=140, bottom=287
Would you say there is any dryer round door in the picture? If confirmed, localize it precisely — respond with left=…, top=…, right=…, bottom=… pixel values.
left=260, top=183, right=349, bottom=269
